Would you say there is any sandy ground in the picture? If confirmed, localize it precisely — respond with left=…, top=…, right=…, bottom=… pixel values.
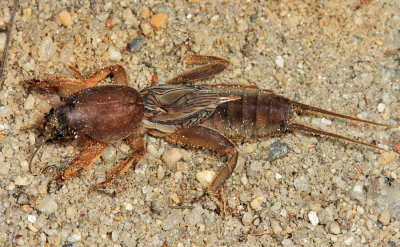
left=1, top=0, right=400, bottom=246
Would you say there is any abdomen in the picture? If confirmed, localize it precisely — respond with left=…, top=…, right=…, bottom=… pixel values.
left=199, top=87, right=294, bottom=141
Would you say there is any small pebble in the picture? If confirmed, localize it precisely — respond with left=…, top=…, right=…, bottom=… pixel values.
left=275, top=56, right=284, bottom=68
left=186, top=206, right=203, bottom=226
left=0, top=163, right=10, bottom=175
left=24, top=94, right=35, bottom=110
left=140, top=9, right=151, bottom=19
left=157, top=165, right=165, bottom=179
left=17, top=194, right=29, bottom=205
left=280, top=209, right=287, bottom=217
left=14, top=175, right=32, bottom=186
left=57, top=10, right=74, bottom=27
left=28, top=223, right=38, bottom=233
left=22, top=8, right=32, bottom=17
left=129, top=36, right=147, bottom=53
left=321, top=118, right=332, bottom=126
left=244, top=144, right=257, bottom=153
left=102, top=145, right=116, bottom=163
left=196, top=170, right=216, bottom=187
left=242, top=212, right=253, bottom=226
left=349, top=184, right=365, bottom=202
left=379, top=151, right=396, bottom=165
left=36, top=196, right=58, bottom=214
left=275, top=173, right=282, bottom=180
left=122, top=8, right=138, bottom=26
left=308, top=211, right=319, bottom=226
left=162, top=210, right=183, bottom=230
left=162, top=148, right=183, bottom=167
left=109, top=47, right=122, bottom=60
left=250, top=196, right=264, bottom=211
left=375, top=39, right=384, bottom=46
left=240, top=175, right=248, bottom=185
left=267, top=142, right=288, bottom=161
left=112, top=231, right=119, bottom=242
left=16, top=239, right=24, bottom=246
left=171, top=193, right=180, bottom=204
left=66, top=206, right=77, bottom=219
left=377, top=103, right=386, bottom=113
left=150, top=12, right=169, bottom=29
left=294, top=176, right=310, bottom=191
left=271, top=221, right=283, bottom=234
left=378, top=208, right=391, bottom=226
left=329, top=222, right=341, bottom=235
left=119, top=143, right=130, bottom=154
left=27, top=215, right=36, bottom=223
left=141, top=21, right=153, bottom=36
left=38, top=36, right=57, bottom=61
left=343, top=236, right=354, bottom=245
left=68, top=232, right=82, bottom=242
left=123, top=202, right=133, bottom=211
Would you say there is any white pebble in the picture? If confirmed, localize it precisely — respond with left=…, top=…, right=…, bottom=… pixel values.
left=0, top=162, right=10, bottom=175
left=195, top=170, right=216, bottom=187
left=329, top=222, right=341, bottom=234
left=275, top=173, right=282, bottom=180
left=294, top=176, right=310, bottom=191
left=343, top=236, right=354, bottom=245
left=280, top=209, right=287, bottom=217
left=242, top=212, right=253, bottom=226
left=38, top=36, right=57, bottom=61
left=102, top=145, right=116, bottom=163
left=36, top=196, right=58, bottom=214
left=162, top=148, right=183, bottom=167
left=321, top=118, right=332, bottom=126
left=68, top=233, right=81, bottom=242
left=275, top=56, right=284, bottom=68
left=109, top=47, right=122, bottom=60
left=271, top=221, right=283, bottom=234
left=186, top=13, right=192, bottom=19
left=250, top=196, right=264, bottom=211
left=377, top=103, right=386, bottom=113
left=112, top=230, right=120, bottom=242
left=240, top=175, right=248, bottom=185
left=147, top=143, right=163, bottom=158
left=124, top=202, right=133, bottom=211
left=14, top=175, right=32, bottom=186
left=27, top=215, right=36, bottom=223
left=308, top=211, right=319, bottom=226
left=24, top=94, right=36, bottom=110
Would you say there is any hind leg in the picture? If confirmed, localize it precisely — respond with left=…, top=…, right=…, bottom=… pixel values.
left=166, top=126, right=238, bottom=217
left=165, top=55, right=229, bottom=84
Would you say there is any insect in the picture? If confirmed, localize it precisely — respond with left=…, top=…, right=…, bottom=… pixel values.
left=27, top=55, right=392, bottom=212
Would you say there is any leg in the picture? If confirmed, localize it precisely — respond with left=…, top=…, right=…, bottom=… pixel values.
left=48, top=140, right=107, bottom=192
left=27, top=64, right=128, bottom=96
left=166, top=126, right=238, bottom=214
left=94, top=134, right=146, bottom=189
left=165, top=55, right=229, bottom=84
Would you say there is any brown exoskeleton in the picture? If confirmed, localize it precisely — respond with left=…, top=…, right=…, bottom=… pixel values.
left=27, top=55, right=393, bottom=212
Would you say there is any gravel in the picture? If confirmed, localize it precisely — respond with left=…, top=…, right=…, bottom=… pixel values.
left=1, top=0, right=399, bottom=246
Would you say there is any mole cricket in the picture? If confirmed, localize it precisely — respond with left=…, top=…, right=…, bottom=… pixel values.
left=27, top=55, right=393, bottom=211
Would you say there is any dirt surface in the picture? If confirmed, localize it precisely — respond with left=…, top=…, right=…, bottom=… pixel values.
left=1, top=0, right=400, bottom=246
